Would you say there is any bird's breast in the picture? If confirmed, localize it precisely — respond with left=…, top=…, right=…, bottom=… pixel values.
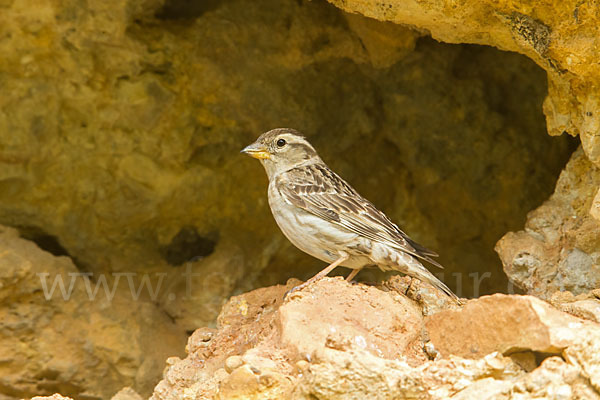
left=267, top=182, right=359, bottom=264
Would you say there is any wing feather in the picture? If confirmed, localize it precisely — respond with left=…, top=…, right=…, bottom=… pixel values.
left=276, top=164, right=443, bottom=268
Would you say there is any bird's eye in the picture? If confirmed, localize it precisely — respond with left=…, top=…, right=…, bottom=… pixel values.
left=276, top=138, right=286, bottom=147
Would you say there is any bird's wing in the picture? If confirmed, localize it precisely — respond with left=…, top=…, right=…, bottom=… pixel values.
left=275, top=164, right=443, bottom=268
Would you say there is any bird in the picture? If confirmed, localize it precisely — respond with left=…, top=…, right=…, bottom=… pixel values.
left=241, top=128, right=459, bottom=303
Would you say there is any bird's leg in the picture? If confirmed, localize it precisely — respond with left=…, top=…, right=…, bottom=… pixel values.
left=286, top=254, right=349, bottom=296
left=346, top=268, right=361, bottom=282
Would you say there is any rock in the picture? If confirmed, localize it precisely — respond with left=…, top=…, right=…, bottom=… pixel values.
left=425, top=294, right=600, bottom=359
left=560, top=299, right=600, bottom=323
left=224, top=356, right=244, bottom=373
left=326, top=0, right=600, bottom=168
left=563, top=328, right=600, bottom=392
left=30, top=395, right=74, bottom=400
left=216, top=364, right=293, bottom=400
left=151, top=278, right=600, bottom=399
left=0, top=225, right=187, bottom=399
left=158, top=239, right=247, bottom=332
left=296, top=350, right=600, bottom=399
left=550, top=289, right=600, bottom=323
left=509, top=352, right=538, bottom=373
left=293, top=349, right=522, bottom=399
left=151, top=281, right=294, bottom=400
left=110, top=387, right=144, bottom=400
left=448, top=377, right=513, bottom=400
left=343, top=12, right=420, bottom=68
left=280, top=278, right=426, bottom=364
left=151, top=277, right=432, bottom=399
left=513, top=356, right=600, bottom=400
left=591, top=189, right=600, bottom=221
left=497, top=148, right=600, bottom=299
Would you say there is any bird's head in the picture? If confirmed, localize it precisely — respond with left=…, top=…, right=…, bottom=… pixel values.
left=241, top=128, right=321, bottom=178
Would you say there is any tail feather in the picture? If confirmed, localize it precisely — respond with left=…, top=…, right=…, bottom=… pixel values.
left=394, top=253, right=460, bottom=304
left=371, top=242, right=461, bottom=303
left=411, top=265, right=460, bottom=303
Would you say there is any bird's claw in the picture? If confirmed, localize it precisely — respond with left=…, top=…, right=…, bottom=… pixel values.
left=283, top=283, right=306, bottom=300
left=283, top=287, right=295, bottom=300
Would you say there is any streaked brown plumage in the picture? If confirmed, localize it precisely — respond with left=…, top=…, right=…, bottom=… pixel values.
left=276, top=163, right=443, bottom=268
left=242, top=128, right=459, bottom=302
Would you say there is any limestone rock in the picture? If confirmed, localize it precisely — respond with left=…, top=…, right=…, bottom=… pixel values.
left=0, top=225, right=187, bottom=399
left=550, top=289, right=600, bottom=323
left=281, top=278, right=426, bottom=364
left=512, top=356, right=600, bottom=400
left=151, top=278, right=600, bottom=399
left=294, top=350, right=523, bottom=400
left=425, top=294, right=599, bottom=359
left=30, top=395, right=74, bottom=400
left=297, top=350, right=599, bottom=399
left=110, top=387, right=144, bottom=400
left=563, top=328, right=600, bottom=392
left=151, top=277, right=430, bottom=399
left=343, top=12, right=420, bottom=68
left=496, top=148, right=600, bottom=298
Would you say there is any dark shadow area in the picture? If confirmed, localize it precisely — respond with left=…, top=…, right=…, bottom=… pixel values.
left=155, top=0, right=223, bottom=20
left=163, top=226, right=217, bottom=266
left=18, top=226, right=70, bottom=257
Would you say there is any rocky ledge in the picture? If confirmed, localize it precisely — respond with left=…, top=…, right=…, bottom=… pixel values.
left=5, top=216, right=600, bottom=399
left=146, top=277, right=600, bottom=400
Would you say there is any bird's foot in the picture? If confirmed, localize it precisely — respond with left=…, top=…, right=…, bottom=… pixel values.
left=283, top=282, right=308, bottom=299
left=284, top=255, right=350, bottom=300
left=405, top=277, right=416, bottom=295
left=345, top=268, right=362, bottom=283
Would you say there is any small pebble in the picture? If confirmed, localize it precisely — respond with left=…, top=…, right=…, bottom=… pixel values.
left=224, top=355, right=244, bottom=373
left=423, top=341, right=440, bottom=360
left=296, top=360, right=309, bottom=371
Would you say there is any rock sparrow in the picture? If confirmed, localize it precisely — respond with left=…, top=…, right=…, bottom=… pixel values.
left=242, top=128, right=459, bottom=302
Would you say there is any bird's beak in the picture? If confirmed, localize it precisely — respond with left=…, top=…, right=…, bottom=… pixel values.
left=241, top=142, right=271, bottom=160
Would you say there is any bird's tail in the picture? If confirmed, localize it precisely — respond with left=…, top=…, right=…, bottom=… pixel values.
left=419, top=268, right=460, bottom=304
left=393, top=252, right=461, bottom=304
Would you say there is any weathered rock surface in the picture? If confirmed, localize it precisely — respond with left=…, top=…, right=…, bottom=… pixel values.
left=426, top=293, right=598, bottom=358
left=110, top=387, right=144, bottom=400
left=281, top=278, right=426, bottom=364
left=151, top=277, right=600, bottom=400
left=30, top=388, right=143, bottom=400
left=497, top=147, right=600, bottom=299
left=0, top=225, right=186, bottom=399
left=31, top=395, right=74, bottom=400
left=550, top=289, right=600, bottom=323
